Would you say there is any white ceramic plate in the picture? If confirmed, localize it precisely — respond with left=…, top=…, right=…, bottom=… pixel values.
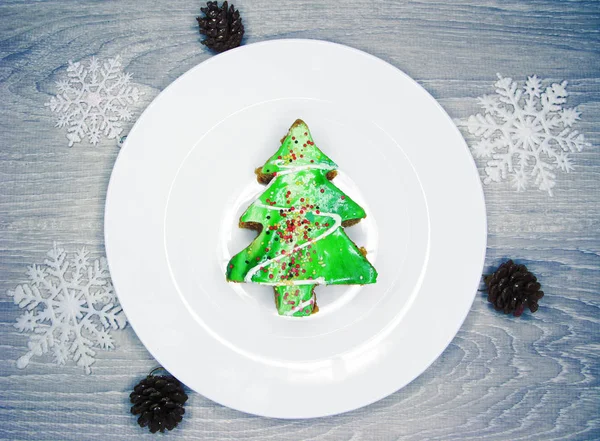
left=105, top=39, right=486, bottom=419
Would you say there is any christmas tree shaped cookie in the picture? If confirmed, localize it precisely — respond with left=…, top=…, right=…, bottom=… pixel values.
left=226, top=119, right=377, bottom=317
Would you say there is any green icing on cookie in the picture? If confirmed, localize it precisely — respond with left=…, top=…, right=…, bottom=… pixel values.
left=226, top=119, right=377, bottom=317
left=260, top=119, right=337, bottom=175
left=274, top=285, right=315, bottom=317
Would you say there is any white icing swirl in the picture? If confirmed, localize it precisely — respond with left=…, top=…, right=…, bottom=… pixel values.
left=244, top=202, right=342, bottom=285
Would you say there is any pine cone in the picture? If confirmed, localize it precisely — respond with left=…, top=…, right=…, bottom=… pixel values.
left=485, top=260, right=544, bottom=317
left=130, top=374, right=188, bottom=433
left=197, top=1, right=244, bottom=52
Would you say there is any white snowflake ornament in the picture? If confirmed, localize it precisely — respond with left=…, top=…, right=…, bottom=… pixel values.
left=45, top=56, right=143, bottom=147
left=465, top=74, right=591, bottom=195
left=7, top=244, right=127, bottom=374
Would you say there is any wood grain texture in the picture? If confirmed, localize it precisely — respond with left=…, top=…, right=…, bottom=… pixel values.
left=1, top=0, right=599, bottom=439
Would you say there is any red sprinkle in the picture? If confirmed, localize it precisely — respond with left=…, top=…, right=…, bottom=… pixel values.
left=269, top=274, right=274, bottom=279
left=310, top=160, right=314, bottom=163
left=281, top=250, right=286, bottom=254
left=278, top=156, right=282, bottom=159
left=292, top=136, right=296, bottom=140
left=341, top=196, right=346, bottom=200
left=316, top=210, right=320, bottom=214
left=320, top=189, right=325, bottom=193
left=265, top=248, right=270, bottom=252
left=229, top=264, right=234, bottom=269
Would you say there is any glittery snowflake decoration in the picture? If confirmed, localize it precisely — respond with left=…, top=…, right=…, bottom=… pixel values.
left=7, top=244, right=126, bottom=374
left=465, top=74, right=591, bottom=195
left=45, top=56, right=143, bottom=147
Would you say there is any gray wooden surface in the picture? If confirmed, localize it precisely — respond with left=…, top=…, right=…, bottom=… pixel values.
left=1, top=0, right=599, bottom=439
